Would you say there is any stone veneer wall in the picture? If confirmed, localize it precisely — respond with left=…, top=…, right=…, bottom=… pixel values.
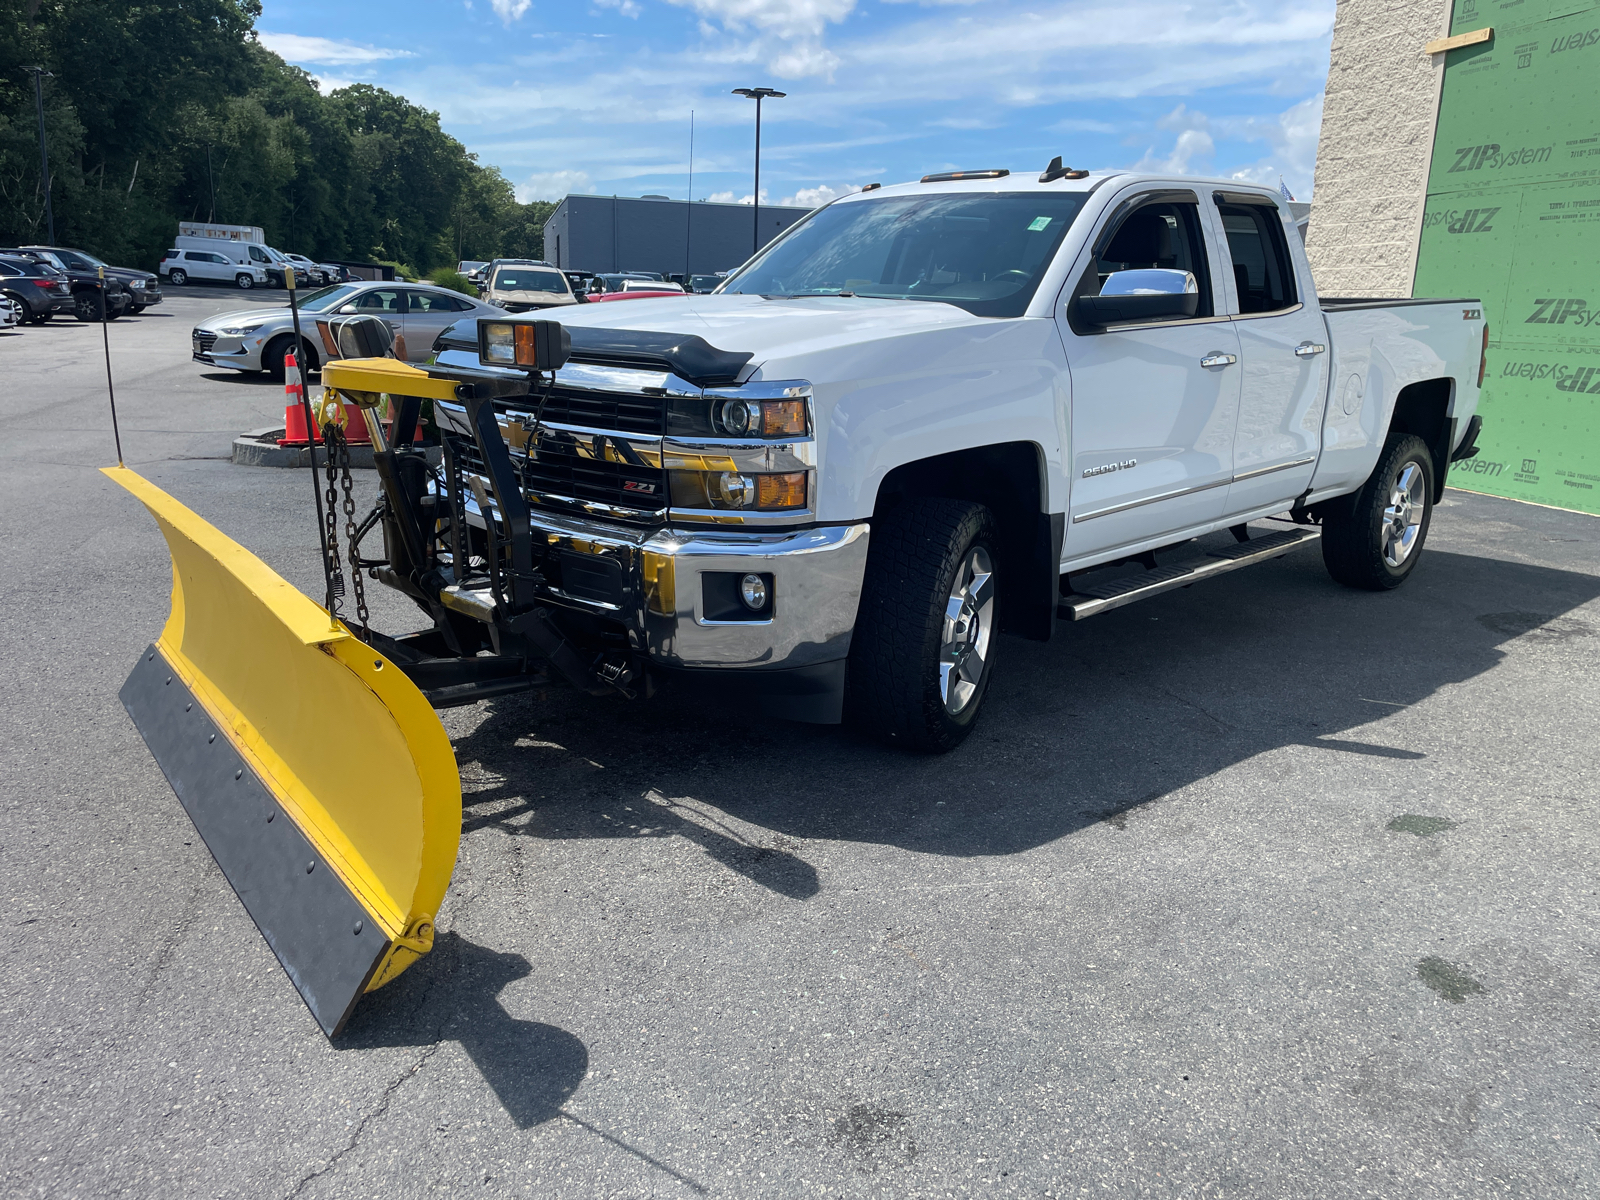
left=1305, top=0, right=1455, bottom=297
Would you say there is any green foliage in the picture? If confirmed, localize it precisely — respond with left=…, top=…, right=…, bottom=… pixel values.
left=0, top=2, right=553, bottom=275
left=426, top=267, right=475, bottom=295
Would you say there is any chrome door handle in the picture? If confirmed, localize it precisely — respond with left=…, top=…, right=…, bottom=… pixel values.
left=1200, top=352, right=1238, bottom=368
left=1295, top=342, right=1327, bottom=357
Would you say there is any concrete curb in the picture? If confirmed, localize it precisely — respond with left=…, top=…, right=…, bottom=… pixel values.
left=231, top=428, right=440, bottom=469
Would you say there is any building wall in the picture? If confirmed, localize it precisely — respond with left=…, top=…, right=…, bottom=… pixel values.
left=1305, top=0, right=1453, bottom=297
left=544, top=195, right=813, bottom=277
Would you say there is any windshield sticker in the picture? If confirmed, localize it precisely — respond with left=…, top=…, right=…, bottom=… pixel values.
left=1028, top=216, right=1052, bottom=232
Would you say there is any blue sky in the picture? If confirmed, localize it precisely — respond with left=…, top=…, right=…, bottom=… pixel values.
left=257, top=0, right=1334, bottom=209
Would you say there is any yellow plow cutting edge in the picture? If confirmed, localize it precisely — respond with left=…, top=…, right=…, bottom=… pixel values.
left=106, top=467, right=461, bottom=1037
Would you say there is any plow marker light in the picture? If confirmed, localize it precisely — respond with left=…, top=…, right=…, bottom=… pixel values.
left=106, top=467, right=461, bottom=1037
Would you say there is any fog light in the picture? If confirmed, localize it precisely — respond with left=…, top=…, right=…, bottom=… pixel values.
left=712, top=472, right=755, bottom=508
left=740, top=574, right=768, bottom=610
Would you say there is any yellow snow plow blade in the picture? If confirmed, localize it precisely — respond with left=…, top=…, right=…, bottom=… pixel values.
left=105, top=466, right=461, bottom=1037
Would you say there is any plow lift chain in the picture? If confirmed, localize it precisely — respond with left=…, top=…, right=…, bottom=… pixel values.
left=319, top=352, right=647, bottom=711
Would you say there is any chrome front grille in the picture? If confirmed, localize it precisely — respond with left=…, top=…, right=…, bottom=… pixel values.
left=193, top=330, right=217, bottom=353
left=531, top=387, right=665, bottom=436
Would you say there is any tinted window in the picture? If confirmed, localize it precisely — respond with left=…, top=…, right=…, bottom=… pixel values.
left=1085, top=200, right=1214, bottom=319
left=409, top=290, right=471, bottom=312
left=351, top=289, right=404, bottom=313
left=1217, top=203, right=1297, bottom=314
left=722, top=191, right=1091, bottom=318
left=0, top=261, right=18, bottom=276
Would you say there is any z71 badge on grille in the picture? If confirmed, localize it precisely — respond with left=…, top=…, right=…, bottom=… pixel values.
left=622, top=480, right=657, bottom=494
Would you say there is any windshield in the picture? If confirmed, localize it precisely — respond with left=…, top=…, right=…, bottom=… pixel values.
left=71, top=249, right=108, bottom=268
left=297, top=284, right=360, bottom=312
left=493, top=268, right=566, bottom=293
left=722, top=191, right=1091, bottom=317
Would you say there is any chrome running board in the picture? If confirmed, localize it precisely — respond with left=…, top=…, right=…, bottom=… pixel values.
left=1057, top=527, right=1321, bottom=621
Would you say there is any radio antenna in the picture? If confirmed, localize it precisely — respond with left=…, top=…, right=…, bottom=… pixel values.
left=98, top=267, right=124, bottom=466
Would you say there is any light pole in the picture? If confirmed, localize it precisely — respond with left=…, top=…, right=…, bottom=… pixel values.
left=732, top=87, right=785, bottom=256
left=24, top=67, right=55, bottom=244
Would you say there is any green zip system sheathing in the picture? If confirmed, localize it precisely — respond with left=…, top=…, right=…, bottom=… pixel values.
left=1412, top=0, right=1600, bottom=513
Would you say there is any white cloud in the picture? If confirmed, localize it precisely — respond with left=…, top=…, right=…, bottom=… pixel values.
left=256, top=33, right=414, bottom=65
left=491, top=0, right=533, bottom=22
left=781, top=183, right=860, bottom=207
left=595, top=0, right=643, bottom=13
left=665, top=0, right=857, bottom=78
left=518, top=170, right=593, bottom=201
left=1130, top=94, right=1324, bottom=198
left=705, top=189, right=769, bottom=204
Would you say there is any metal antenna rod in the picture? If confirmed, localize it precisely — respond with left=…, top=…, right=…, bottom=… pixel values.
left=98, top=268, right=123, bottom=466
left=286, top=268, right=337, bottom=618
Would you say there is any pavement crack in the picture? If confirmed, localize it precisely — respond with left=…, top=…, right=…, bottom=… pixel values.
left=135, top=870, right=207, bottom=1006
left=284, top=1044, right=443, bottom=1200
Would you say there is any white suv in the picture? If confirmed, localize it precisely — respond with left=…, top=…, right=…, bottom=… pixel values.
left=162, top=249, right=267, bottom=289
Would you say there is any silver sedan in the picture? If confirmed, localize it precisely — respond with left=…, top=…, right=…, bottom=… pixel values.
left=191, top=280, right=502, bottom=380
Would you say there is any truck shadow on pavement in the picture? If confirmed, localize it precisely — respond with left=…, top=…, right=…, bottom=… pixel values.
left=338, top=932, right=588, bottom=1129
left=448, top=545, right=1599, bottom=888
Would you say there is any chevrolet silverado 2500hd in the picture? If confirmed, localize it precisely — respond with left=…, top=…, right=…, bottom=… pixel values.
left=391, top=168, right=1486, bottom=751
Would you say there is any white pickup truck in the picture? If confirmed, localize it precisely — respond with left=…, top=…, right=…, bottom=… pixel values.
left=398, top=167, right=1486, bottom=751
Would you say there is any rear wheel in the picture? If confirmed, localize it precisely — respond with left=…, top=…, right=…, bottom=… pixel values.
left=1321, top=432, right=1435, bottom=590
left=236, top=273, right=254, bottom=290
left=846, top=499, right=999, bottom=752
left=167, top=268, right=187, bottom=286
left=2, top=292, right=30, bottom=323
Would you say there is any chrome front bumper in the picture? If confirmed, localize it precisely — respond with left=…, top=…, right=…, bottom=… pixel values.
left=447, top=497, right=870, bottom=673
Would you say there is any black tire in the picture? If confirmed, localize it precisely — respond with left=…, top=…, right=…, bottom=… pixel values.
left=168, top=268, right=187, bottom=286
left=262, top=333, right=318, bottom=381
left=2, top=292, right=31, bottom=323
left=846, top=499, right=1000, bottom=752
left=73, top=292, right=103, bottom=322
left=236, top=273, right=254, bottom=290
left=1321, top=432, right=1435, bottom=590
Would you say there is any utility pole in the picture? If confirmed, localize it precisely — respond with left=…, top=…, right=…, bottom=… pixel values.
left=732, top=87, right=785, bottom=257
left=24, top=67, right=55, bottom=244
left=685, top=110, right=694, bottom=281
left=206, top=145, right=216, bottom=222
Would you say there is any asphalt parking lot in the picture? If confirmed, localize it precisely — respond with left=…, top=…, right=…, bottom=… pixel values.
left=3, top=292, right=1598, bottom=1199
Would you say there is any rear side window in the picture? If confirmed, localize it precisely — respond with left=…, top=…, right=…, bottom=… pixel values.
left=1216, top=203, right=1297, bottom=314
left=0, top=261, right=17, bottom=276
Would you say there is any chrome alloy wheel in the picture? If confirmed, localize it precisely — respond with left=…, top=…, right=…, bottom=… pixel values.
left=939, top=545, right=995, bottom=715
left=1383, top=460, right=1427, bottom=567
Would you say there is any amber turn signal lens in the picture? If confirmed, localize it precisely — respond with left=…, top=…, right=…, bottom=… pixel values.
left=761, top=399, right=808, bottom=437
left=756, top=472, right=807, bottom=510
left=514, top=324, right=539, bottom=367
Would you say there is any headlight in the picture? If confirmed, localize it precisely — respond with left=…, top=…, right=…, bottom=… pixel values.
left=477, top=317, right=570, bottom=369
left=670, top=395, right=810, bottom=438
left=219, top=323, right=263, bottom=335
left=668, top=469, right=807, bottom=511
left=130, top=279, right=146, bottom=289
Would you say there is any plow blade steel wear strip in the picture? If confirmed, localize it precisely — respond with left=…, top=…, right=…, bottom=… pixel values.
left=105, top=467, right=461, bottom=1038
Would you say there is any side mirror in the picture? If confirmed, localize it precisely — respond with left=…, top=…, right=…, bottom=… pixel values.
left=1077, top=269, right=1199, bottom=327
left=337, top=303, right=357, bottom=314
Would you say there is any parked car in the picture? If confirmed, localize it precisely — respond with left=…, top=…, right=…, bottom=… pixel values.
left=622, top=279, right=683, bottom=293
left=418, top=169, right=1487, bottom=749
left=0, top=295, right=20, bottom=331
left=583, top=286, right=690, bottom=304
left=687, top=274, right=724, bottom=293
left=0, top=254, right=74, bottom=323
left=281, top=254, right=328, bottom=286
left=190, top=280, right=502, bottom=379
left=1, top=247, right=132, bottom=319
left=162, top=247, right=269, bottom=289
left=17, top=245, right=163, bottom=313
left=480, top=262, right=578, bottom=312
left=585, top=272, right=667, bottom=296
left=458, top=260, right=488, bottom=283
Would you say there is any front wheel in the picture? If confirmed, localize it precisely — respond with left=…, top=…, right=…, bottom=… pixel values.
left=1321, top=432, right=1435, bottom=590
left=236, top=273, right=254, bottom=290
left=846, top=499, right=999, bottom=752
left=167, top=269, right=187, bottom=286
left=74, top=292, right=104, bottom=322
